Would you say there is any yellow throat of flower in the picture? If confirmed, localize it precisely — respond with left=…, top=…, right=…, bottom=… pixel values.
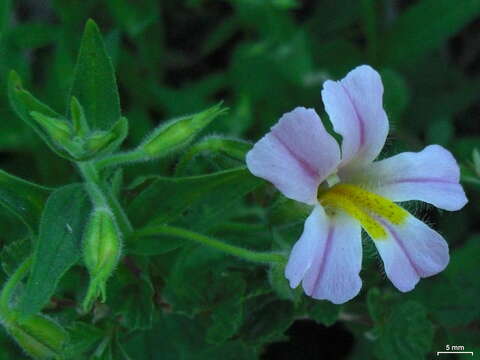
left=318, top=183, right=408, bottom=240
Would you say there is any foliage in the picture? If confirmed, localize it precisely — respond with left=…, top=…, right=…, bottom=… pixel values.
left=0, top=0, right=479, bottom=359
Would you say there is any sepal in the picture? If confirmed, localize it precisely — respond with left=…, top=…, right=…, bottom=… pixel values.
left=2, top=313, right=68, bottom=360
left=82, top=208, right=122, bottom=311
left=139, top=102, right=227, bottom=159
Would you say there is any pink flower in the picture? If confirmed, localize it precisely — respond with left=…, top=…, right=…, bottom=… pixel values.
left=246, top=65, right=468, bottom=304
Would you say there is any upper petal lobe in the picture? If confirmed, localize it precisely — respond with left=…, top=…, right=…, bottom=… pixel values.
left=347, top=144, right=468, bottom=211
left=321, top=65, right=389, bottom=166
left=246, top=107, right=341, bottom=204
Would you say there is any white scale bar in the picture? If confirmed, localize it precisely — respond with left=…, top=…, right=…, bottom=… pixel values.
left=437, top=351, right=474, bottom=355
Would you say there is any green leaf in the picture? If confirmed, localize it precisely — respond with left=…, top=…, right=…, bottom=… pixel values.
left=206, top=273, right=245, bottom=344
left=107, top=258, right=154, bottom=330
left=268, top=262, right=301, bottom=302
left=306, top=299, right=340, bottom=327
left=163, top=245, right=246, bottom=319
left=127, top=227, right=186, bottom=256
left=9, top=23, right=58, bottom=49
left=65, top=322, right=104, bottom=357
left=128, top=167, right=262, bottom=228
left=7, top=71, right=74, bottom=160
left=19, top=184, right=91, bottom=317
left=107, top=0, right=159, bottom=37
left=0, top=237, right=31, bottom=276
left=0, top=0, right=10, bottom=36
left=124, top=313, right=256, bottom=360
left=240, top=296, right=294, bottom=345
left=381, top=0, right=480, bottom=68
left=69, top=19, right=121, bottom=130
left=373, top=301, right=433, bottom=360
left=0, top=169, right=51, bottom=232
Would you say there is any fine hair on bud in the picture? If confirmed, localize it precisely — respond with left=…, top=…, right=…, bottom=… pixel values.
left=82, top=207, right=122, bottom=311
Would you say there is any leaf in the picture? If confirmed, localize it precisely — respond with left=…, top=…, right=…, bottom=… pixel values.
left=404, top=235, right=480, bottom=328
left=128, top=167, right=262, bottom=228
left=7, top=71, right=73, bottom=160
left=0, top=237, right=31, bottom=276
left=239, top=296, right=294, bottom=345
left=127, top=228, right=186, bottom=256
left=106, top=0, right=159, bottom=37
left=107, top=258, right=154, bottom=330
left=306, top=299, right=340, bottom=327
left=69, top=19, right=121, bottom=130
left=18, top=184, right=91, bottom=317
left=206, top=273, right=245, bottom=344
left=0, top=169, right=51, bottom=232
left=163, top=245, right=245, bottom=319
left=268, top=262, right=301, bottom=302
left=124, top=313, right=256, bottom=360
left=65, top=322, right=104, bottom=357
left=9, top=23, right=58, bottom=49
left=381, top=0, right=480, bottom=68
left=373, top=301, right=433, bottom=360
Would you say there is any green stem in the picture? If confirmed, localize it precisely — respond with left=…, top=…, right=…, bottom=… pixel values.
left=0, top=257, right=32, bottom=316
left=78, top=161, right=133, bottom=235
left=134, top=225, right=286, bottom=264
left=95, top=149, right=146, bottom=170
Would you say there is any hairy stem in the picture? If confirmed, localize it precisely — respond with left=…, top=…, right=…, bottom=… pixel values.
left=0, top=257, right=32, bottom=317
left=78, top=161, right=133, bottom=235
left=94, top=149, right=146, bottom=170
left=134, top=225, right=286, bottom=264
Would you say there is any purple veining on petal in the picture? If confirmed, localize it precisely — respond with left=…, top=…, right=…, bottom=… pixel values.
left=270, top=130, right=319, bottom=179
left=389, top=177, right=458, bottom=185
left=307, top=226, right=335, bottom=296
left=376, top=217, right=423, bottom=277
left=340, top=82, right=365, bottom=149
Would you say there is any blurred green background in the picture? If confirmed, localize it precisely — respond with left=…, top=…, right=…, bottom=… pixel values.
left=0, top=0, right=480, bottom=359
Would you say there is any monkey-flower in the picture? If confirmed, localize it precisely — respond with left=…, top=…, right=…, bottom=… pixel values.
left=246, top=65, right=467, bottom=304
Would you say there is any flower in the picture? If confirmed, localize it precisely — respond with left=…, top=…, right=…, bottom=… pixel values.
left=246, top=65, right=468, bottom=304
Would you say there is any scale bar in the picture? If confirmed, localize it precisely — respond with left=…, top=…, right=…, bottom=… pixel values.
left=437, top=351, right=473, bottom=355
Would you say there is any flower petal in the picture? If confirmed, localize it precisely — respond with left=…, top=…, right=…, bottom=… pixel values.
left=299, top=209, right=363, bottom=304
left=348, top=145, right=468, bottom=211
left=373, top=214, right=449, bottom=292
left=246, top=107, right=341, bottom=204
left=285, top=206, right=329, bottom=288
left=321, top=65, right=388, bottom=166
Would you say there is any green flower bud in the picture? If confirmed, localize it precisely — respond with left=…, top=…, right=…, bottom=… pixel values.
left=3, top=313, right=68, bottom=360
left=30, top=111, right=72, bottom=145
left=70, top=96, right=90, bottom=137
left=84, top=117, right=128, bottom=157
left=82, top=208, right=121, bottom=311
left=30, top=111, right=86, bottom=158
left=140, top=103, right=226, bottom=158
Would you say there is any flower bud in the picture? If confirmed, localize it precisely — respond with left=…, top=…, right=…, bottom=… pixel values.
left=82, top=208, right=121, bottom=311
left=140, top=103, right=226, bottom=158
left=70, top=96, right=90, bottom=137
left=84, top=117, right=128, bottom=157
left=4, top=313, right=68, bottom=359
left=30, top=111, right=72, bottom=145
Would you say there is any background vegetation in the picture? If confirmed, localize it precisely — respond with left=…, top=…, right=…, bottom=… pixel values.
left=0, top=0, right=479, bottom=359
